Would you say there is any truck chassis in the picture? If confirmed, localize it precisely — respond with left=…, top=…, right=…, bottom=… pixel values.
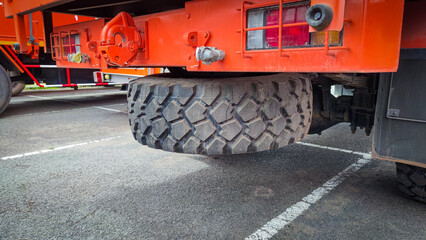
left=1, top=0, right=425, bottom=203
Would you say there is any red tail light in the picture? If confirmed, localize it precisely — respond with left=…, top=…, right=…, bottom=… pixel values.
left=61, top=34, right=81, bottom=56
left=265, top=4, right=309, bottom=48
left=246, top=2, right=342, bottom=50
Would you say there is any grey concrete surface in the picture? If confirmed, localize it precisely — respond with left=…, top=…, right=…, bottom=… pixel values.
left=0, top=88, right=425, bottom=239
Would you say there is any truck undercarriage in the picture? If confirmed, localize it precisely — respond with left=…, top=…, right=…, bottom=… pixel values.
left=1, top=0, right=425, bottom=203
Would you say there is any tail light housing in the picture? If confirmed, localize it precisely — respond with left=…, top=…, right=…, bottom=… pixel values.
left=246, top=1, right=342, bottom=50
left=51, top=31, right=82, bottom=61
left=311, top=31, right=341, bottom=46
left=61, top=34, right=81, bottom=56
left=94, top=71, right=103, bottom=83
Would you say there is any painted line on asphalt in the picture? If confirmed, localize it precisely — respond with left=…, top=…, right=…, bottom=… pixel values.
left=246, top=157, right=371, bottom=240
left=4, top=103, right=127, bottom=117
left=246, top=143, right=371, bottom=240
left=24, top=94, right=128, bottom=114
left=94, top=106, right=127, bottom=113
left=1, top=136, right=123, bottom=161
left=296, top=142, right=370, bottom=159
left=25, top=91, right=125, bottom=101
left=16, top=92, right=124, bottom=107
left=25, top=94, right=82, bottom=106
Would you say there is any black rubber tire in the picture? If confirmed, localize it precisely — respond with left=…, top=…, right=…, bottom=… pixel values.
left=11, top=81, right=25, bottom=96
left=127, top=73, right=312, bottom=155
left=306, top=4, right=333, bottom=31
left=0, top=65, right=12, bottom=114
left=396, top=163, right=426, bottom=203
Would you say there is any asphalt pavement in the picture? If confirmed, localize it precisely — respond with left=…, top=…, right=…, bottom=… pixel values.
left=0, top=87, right=425, bottom=239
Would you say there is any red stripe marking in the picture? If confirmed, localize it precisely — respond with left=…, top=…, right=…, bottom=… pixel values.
left=24, top=65, right=42, bottom=68
left=66, top=68, right=71, bottom=85
left=4, top=46, right=44, bottom=87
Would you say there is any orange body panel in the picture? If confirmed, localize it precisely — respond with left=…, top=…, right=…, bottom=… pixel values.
left=2, top=0, right=67, bottom=17
left=0, top=7, right=94, bottom=47
left=0, top=10, right=94, bottom=46
left=6, top=0, right=407, bottom=73
left=140, top=0, right=405, bottom=72
left=52, top=13, right=94, bottom=28
left=0, top=10, right=43, bottom=45
left=52, top=19, right=107, bottom=68
left=51, top=0, right=405, bottom=73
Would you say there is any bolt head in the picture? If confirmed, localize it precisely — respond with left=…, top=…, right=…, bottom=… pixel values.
left=314, top=11, right=322, bottom=21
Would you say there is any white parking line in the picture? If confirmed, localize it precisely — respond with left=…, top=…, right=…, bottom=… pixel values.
left=21, top=92, right=124, bottom=105
left=296, top=142, right=371, bottom=159
left=25, top=91, right=125, bottom=101
left=25, top=94, right=82, bottom=106
left=245, top=143, right=371, bottom=240
left=1, top=136, right=123, bottom=161
left=4, top=103, right=127, bottom=117
left=94, top=106, right=127, bottom=113
left=24, top=94, right=128, bottom=114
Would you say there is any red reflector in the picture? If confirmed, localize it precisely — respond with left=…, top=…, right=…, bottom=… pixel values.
left=265, top=4, right=309, bottom=48
left=265, top=10, right=279, bottom=48
left=96, top=72, right=103, bottom=82
left=61, top=34, right=80, bottom=56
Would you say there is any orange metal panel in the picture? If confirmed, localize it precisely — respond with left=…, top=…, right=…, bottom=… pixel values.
left=131, top=0, right=405, bottom=73
left=133, top=9, right=188, bottom=68
left=13, top=13, right=27, bottom=52
left=52, top=13, right=95, bottom=27
left=14, top=0, right=406, bottom=73
left=0, top=6, right=20, bottom=43
left=357, top=0, right=405, bottom=71
left=0, top=8, right=94, bottom=47
left=52, top=18, right=107, bottom=69
left=3, top=0, right=69, bottom=17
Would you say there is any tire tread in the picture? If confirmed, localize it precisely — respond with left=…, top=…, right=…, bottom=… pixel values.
left=396, top=163, right=426, bottom=203
left=127, top=73, right=313, bottom=155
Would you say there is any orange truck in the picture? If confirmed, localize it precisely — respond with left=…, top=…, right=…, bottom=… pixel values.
left=0, top=7, right=99, bottom=96
left=1, top=0, right=425, bottom=203
left=0, top=6, right=161, bottom=102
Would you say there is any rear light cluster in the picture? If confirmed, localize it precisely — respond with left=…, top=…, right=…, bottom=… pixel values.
left=60, top=34, right=81, bottom=56
left=246, top=2, right=341, bottom=50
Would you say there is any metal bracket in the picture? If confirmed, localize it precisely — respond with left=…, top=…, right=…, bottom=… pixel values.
left=98, top=12, right=144, bottom=67
left=387, top=109, right=400, bottom=117
left=184, top=31, right=211, bottom=48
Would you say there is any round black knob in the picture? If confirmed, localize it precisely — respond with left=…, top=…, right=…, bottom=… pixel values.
left=306, top=4, right=333, bottom=31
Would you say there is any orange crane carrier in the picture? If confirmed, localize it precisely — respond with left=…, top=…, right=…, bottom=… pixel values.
left=1, top=0, right=425, bottom=203
left=0, top=7, right=161, bottom=99
left=0, top=8, right=100, bottom=95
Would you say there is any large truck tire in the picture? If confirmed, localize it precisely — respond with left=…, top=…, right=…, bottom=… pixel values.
left=11, top=81, right=25, bottom=96
left=127, top=73, right=312, bottom=155
left=396, top=163, right=426, bottom=203
left=0, top=66, right=12, bottom=114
